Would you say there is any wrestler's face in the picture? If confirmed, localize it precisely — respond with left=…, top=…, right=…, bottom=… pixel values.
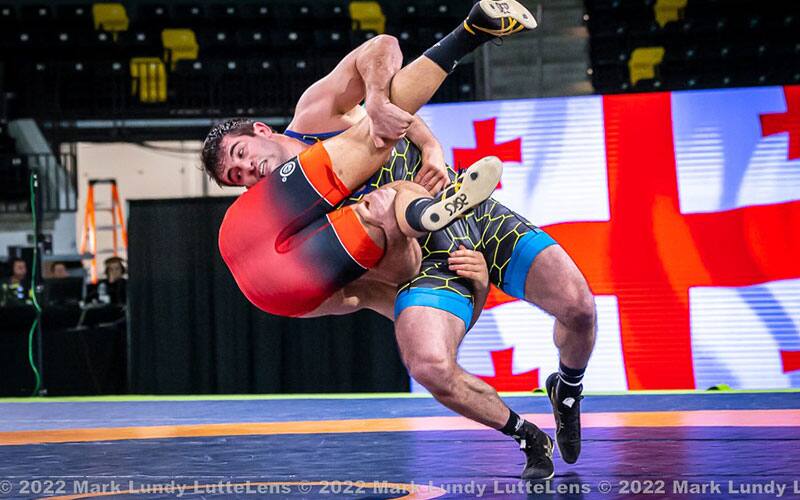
left=219, top=122, right=290, bottom=187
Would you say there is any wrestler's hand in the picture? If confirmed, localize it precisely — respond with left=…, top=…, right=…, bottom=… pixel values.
left=414, top=144, right=450, bottom=195
left=365, top=95, right=414, bottom=149
left=358, top=188, right=400, bottom=236
left=448, top=245, right=489, bottom=291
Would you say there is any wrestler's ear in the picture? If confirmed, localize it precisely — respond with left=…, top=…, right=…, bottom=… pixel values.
left=252, top=122, right=273, bottom=137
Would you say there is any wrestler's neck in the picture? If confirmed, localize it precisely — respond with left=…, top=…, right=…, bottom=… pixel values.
left=274, top=133, right=311, bottom=158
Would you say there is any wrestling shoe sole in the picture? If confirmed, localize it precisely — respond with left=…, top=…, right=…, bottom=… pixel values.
left=475, top=0, right=538, bottom=31
left=420, top=156, right=502, bottom=232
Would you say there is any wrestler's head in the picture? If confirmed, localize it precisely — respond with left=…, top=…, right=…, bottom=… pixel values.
left=202, top=118, right=301, bottom=188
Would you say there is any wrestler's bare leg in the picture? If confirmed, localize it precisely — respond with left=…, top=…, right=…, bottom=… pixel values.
left=321, top=61, right=442, bottom=189
left=394, top=247, right=595, bottom=428
left=523, top=246, right=596, bottom=371
left=325, top=0, right=538, bottom=188
left=318, top=1, right=535, bottom=232
left=396, top=307, right=512, bottom=428
left=320, top=58, right=445, bottom=189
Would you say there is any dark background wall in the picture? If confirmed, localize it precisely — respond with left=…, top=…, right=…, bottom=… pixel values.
left=0, top=310, right=127, bottom=397
left=127, top=197, right=410, bottom=394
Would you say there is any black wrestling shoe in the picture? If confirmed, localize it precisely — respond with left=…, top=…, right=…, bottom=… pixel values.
left=546, top=372, right=584, bottom=464
left=418, top=156, right=502, bottom=231
left=516, top=422, right=555, bottom=480
left=464, top=0, right=538, bottom=38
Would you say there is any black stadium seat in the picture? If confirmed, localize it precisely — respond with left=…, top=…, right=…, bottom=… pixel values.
left=207, top=3, right=242, bottom=29
left=56, top=4, right=93, bottom=31
left=269, top=29, right=310, bottom=52
left=0, top=155, right=30, bottom=204
left=0, top=4, right=17, bottom=30
left=311, top=0, right=350, bottom=31
left=136, top=4, right=170, bottom=30
left=381, top=1, right=424, bottom=28
left=350, top=29, right=377, bottom=49
left=172, top=4, right=207, bottom=28
left=171, top=59, right=211, bottom=110
left=270, top=2, right=314, bottom=30
left=117, top=30, right=162, bottom=58
left=585, top=0, right=800, bottom=93
left=313, top=30, right=349, bottom=56
left=19, top=4, right=55, bottom=29
left=0, top=0, right=478, bottom=119
left=239, top=3, right=274, bottom=28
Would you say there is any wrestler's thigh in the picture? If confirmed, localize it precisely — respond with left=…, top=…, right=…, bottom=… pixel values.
left=395, top=306, right=466, bottom=369
left=523, top=245, right=592, bottom=319
left=322, top=118, right=395, bottom=189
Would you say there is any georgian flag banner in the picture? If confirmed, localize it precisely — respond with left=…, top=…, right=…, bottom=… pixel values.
left=416, top=85, right=800, bottom=391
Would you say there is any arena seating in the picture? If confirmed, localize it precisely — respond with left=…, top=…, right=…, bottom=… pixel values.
left=585, top=0, right=800, bottom=93
left=0, top=0, right=474, bottom=121
left=0, top=153, right=28, bottom=211
left=0, top=115, right=27, bottom=210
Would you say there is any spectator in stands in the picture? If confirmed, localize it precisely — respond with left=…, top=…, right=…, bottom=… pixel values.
left=1, top=258, right=31, bottom=306
left=50, top=261, right=70, bottom=278
left=86, top=256, right=127, bottom=306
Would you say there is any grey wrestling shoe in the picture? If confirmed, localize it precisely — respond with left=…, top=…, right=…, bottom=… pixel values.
left=546, top=372, right=584, bottom=464
left=418, top=156, right=502, bottom=232
left=465, top=0, right=538, bottom=37
left=516, top=421, right=555, bottom=480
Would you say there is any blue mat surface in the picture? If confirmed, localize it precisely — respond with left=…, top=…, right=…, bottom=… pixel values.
left=1, top=394, right=799, bottom=499
left=1, top=392, right=799, bottom=432
left=2, top=427, right=799, bottom=499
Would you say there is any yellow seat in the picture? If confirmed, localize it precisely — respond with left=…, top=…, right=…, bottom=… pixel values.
left=654, top=0, right=687, bottom=27
left=162, top=29, right=199, bottom=70
left=92, top=3, right=129, bottom=33
left=628, top=47, right=665, bottom=86
left=349, top=1, right=385, bottom=34
left=130, top=57, right=167, bottom=103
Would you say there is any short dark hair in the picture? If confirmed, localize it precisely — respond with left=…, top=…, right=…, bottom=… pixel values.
left=104, top=256, right=126, bottom=276
left=201, top=118, right=256, bottom=185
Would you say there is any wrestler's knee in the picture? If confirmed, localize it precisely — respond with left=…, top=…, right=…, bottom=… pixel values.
left=390, top=180, right=430, bottom=197
left=561, top=285, right=596, bottom=333
left=524, top=245, right=596, bottom=333
left=405, top=351, right=457, bottom=397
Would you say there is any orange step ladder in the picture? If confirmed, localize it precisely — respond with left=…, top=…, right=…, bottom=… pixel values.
left=80, top=179, right=127, bottom=283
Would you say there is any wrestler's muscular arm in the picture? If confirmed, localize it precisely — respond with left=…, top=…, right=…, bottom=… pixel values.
left=291, top=37, right=449, bottom=194
left=406, top=116, right=450, bottom=195
left=289, top=35, right=412, bottom=147
left=449, top=246, right=490, bottom=330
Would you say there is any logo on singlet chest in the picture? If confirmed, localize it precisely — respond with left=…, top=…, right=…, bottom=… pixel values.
left=280, top=161, right=296, bottom=182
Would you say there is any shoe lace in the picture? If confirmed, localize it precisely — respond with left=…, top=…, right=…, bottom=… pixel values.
left=436, top=178, right=460, bottom=202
